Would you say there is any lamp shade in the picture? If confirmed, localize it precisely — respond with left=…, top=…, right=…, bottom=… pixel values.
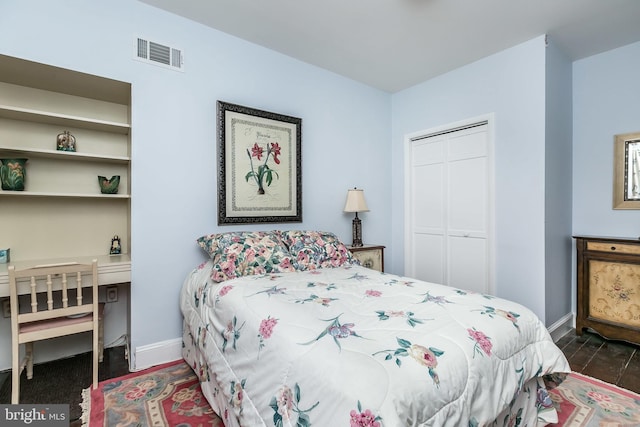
left=344, top=188, right=370, bottom=213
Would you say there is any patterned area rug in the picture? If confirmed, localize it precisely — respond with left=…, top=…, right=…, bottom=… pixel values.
left=83, top=362, right=639, bottom=426
left=548, top=372, right=640, bottom=426
left=81, top=360, right=223, bottom=426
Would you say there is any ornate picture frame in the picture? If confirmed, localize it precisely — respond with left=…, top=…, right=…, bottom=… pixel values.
left=613, top=131, right=640, bottom=209
left=217, top=101, right=302, bottom=224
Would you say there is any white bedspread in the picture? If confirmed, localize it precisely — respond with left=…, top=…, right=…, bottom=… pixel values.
left=181, top=262, right=569, bottom=426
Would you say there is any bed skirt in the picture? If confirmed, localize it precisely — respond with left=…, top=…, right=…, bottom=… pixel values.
left=182, top=319, right=559, bottom=427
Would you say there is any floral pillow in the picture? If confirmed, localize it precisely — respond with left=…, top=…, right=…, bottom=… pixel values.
left=281, top=230, right=356, bottom=270
left=196, top=231, right=297, bottom=282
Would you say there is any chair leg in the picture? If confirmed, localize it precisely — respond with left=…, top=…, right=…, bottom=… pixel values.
left=11, top=339, right=20, bottom=404
left=99, top=317, right=104, bottom=363
left=26, top=342, right=34, bottom=379
left=92, top=327, right=99, bottom=389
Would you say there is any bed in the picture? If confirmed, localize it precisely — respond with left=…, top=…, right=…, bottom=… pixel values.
left=180, top=230, right=570, bottom=426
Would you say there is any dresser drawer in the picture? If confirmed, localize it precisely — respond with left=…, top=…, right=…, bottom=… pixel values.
left=587, top=241, right=640, bottom=255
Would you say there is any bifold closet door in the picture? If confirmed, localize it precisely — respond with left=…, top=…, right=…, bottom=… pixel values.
left=406, top=123, right=489, bottom=294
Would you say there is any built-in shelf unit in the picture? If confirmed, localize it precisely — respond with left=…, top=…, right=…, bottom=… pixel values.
left=0, top=54, right=132, bottom=264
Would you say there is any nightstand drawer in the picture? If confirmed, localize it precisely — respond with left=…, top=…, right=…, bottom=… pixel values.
left=348, top=245, right=385, bottom=272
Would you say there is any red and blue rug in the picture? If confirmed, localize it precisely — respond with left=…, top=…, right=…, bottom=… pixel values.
left=81, top=360, right=223, bottom=426
left=548, top=372, right=640, bottom=426
left=82, top=362, right=640, bottom=426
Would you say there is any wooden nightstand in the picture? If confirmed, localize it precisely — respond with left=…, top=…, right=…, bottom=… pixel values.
left=348, top=245, right=385, bottom=272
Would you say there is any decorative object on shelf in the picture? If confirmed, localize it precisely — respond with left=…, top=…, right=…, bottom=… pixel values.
left=344, top=187, right=369, bottom=247
left=217, top=101, right=302, bottom=225
left=0, top=158, right=28, bottom=191
left=0, top=248, right=9, bottom=263
left=110, top=235, right=121, bottom=255
left=56, top=130, right=76, bottom=152
left=98, top=175, right=120, bottom=194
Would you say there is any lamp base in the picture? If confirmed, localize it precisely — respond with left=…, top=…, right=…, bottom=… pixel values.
left=351, top=216, right=363, bottom=247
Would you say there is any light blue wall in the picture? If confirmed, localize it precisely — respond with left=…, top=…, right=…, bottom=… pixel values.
left=0, top=0, right=391, bottom=369
left=544, top=39, right=573, bottom=326
left=390, top=37, right=549, bottom=318
left=3, top=0, right=638, bottom=370
left=572, top=40, right=640, bottom=317
left=573, top=41, right=640, bottom=237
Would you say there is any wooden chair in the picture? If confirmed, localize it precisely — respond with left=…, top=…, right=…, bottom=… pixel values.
left=9, top=260, right=103, bottom=404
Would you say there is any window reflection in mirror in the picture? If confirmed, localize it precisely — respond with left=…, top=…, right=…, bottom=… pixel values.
left=625, top=140, right=640, bottom=201
left=613, top=132, right=640, bottom=209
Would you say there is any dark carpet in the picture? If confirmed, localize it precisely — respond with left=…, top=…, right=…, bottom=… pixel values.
left=0, top=346, right=128, bottom=422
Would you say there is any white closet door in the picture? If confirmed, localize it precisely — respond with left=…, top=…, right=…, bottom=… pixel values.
left=406, top=123, right=490, bottom=293
left=410, top=135, right=446, bottom=284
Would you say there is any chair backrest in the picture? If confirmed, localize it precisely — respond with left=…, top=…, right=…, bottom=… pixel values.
left=8, top=260, right=99, bottom=332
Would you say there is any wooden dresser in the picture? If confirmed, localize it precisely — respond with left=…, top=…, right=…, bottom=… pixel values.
left=574, top=236, right=640, bottom=345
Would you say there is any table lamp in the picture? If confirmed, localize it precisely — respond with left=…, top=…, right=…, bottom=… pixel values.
left=344, top=187, right=369, bottom=247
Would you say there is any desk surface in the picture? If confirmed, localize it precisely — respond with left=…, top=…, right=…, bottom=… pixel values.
left=0, top=254, right=131, bottom=297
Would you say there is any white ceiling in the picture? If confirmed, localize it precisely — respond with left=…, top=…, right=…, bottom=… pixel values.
left=139, top=0, right=640, bottom=93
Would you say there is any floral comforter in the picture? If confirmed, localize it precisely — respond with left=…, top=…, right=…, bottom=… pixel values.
left=181, top=262, right=570, bottom=426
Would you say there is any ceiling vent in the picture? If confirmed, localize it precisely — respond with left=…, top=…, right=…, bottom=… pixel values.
left=134, top=37, right=184, bottom=72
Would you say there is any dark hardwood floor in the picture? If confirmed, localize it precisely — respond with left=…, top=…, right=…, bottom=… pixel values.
left=555, top=329, right=640, bottom=393
left=0, top=346, right=130, bottom=424
left=0, top=330, right=638, bottom=425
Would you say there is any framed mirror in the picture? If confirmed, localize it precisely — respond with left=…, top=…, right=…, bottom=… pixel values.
left=613, top=131, right=640, bottom=209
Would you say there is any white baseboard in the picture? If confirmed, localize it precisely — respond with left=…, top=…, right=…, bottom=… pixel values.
left=547, top=312, right=574, bottom=342
left=133, top=338, right=182, bottom=371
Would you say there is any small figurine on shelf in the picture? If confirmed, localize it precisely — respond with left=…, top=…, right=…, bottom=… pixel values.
left=0, top=248, right=10, bottom=264
left=56, top=130, right=76, bottom=152
left=110, top=235, right=121, bottom=255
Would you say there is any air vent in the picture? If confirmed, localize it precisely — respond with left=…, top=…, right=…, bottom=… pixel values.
left=134, top=37, right=184, bottom=72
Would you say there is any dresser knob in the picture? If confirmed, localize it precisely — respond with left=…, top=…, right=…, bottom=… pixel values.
left=611, top=246, right=616, bottom=251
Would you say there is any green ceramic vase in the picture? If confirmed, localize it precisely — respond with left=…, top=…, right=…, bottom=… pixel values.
left=0, top=158, right=28, bottom=191
left=98, top=175, right=120, bottom=194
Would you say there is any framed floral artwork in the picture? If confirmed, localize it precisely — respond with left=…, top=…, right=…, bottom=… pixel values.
left=217, top=101, right=302, bottom=224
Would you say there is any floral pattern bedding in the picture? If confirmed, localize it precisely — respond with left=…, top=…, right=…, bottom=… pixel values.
left=181, top=262, right=570, bottom=427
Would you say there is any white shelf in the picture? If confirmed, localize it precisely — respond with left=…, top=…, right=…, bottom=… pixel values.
left=0, top=191, right=130, bottom=198
left=0, top=147, right=129, bottom=164
left=0, top=104, right=130, bottom=134
left=0, top=146, right=131, bottom=164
